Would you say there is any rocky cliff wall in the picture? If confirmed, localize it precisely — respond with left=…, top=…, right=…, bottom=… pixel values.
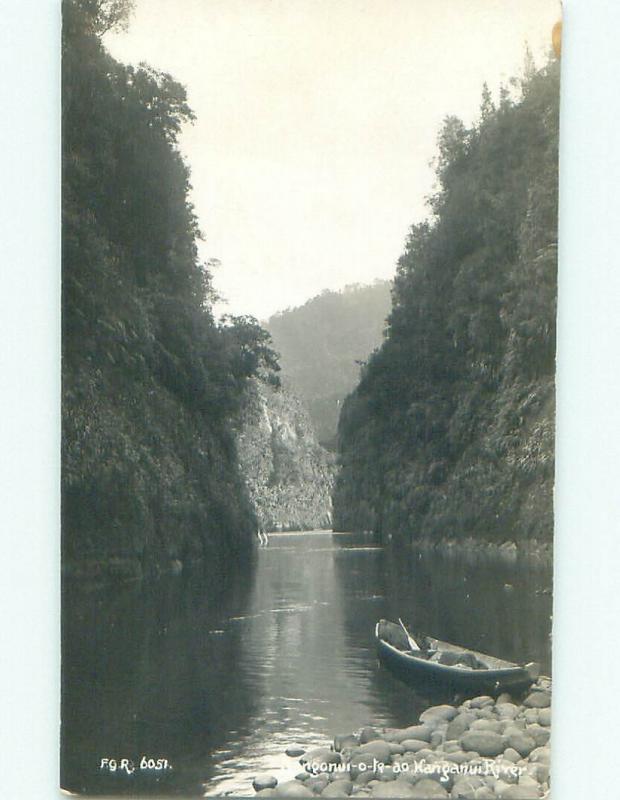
left=236, top=379, right=335, bottom=532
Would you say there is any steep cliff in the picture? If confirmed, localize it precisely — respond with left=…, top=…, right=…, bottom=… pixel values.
left=334, top=61, right=559, bottom=546
left=62, top=2, right=274, bottom=574
left=237, top=380, right=335, bottom=532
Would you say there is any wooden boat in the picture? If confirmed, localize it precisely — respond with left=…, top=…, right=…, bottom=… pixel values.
left=375, top=619, right=537, bottom=695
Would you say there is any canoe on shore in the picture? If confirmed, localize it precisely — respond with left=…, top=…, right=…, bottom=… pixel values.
left=375, top=619, right=537, bottom=695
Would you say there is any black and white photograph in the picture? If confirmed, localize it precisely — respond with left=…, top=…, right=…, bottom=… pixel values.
left=60, top=1, right=560, bottom=796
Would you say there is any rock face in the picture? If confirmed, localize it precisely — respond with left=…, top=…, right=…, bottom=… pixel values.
left=236, top=379, right=336, bottom=532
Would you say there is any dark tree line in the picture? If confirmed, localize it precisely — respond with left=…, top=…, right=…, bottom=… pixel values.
left=62, top=0, right=278, bottom=573
left=334, top=58, right=559, bottom=544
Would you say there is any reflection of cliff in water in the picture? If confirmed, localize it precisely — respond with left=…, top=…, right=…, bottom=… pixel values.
left=333, top=541, right=553, bottom=722
left=61, top=554, right=259, bottom=796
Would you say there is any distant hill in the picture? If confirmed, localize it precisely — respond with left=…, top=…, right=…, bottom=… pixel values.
left=265, top=281, right=392, bottom=448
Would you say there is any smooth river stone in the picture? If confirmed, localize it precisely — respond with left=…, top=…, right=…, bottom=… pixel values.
left=401, top=739, right=428, bottom=753
left=459, top=731, right=505, bottom=758
left=331, top=772, right=354, bottom=783
left=445, top=752, right=471, bottom=765
left=392, top=725, right=433, bottom=744
left=525, top=723, right=550, bottom=747
left=287, top=747, right=307, bottom=758
left=446, top=713, right=475, bottom=741
left=334, top=735, right=359, bottom=753
left=430, top=730, right=445, bottom=748
left=528, top=746, right=550, bottom=765
left=275, top=780, right=314, bottom=797
left=495, top=785, right=539, bottom=799
left=419, top=705, right=458, bottom=725
left=451, top=776, right=484, bottom=798
left=470, top=719, right=502, bottom=734
left=503, top=747, right=521, bottom=764
left=349, top=753, right=381, bottom=779
left=523, top=691, right=551, bottom=709
left=321, top=780, right=353, bottom=797
left=307, top=776, right=330, bottom=792
left=538, top=707, right=551, bottom=727
left=360, top=728, right=380, bottom=744
left=473, top=788, right=495, bottom=799
left=409, top=778, right=449, bottom=798
left=302, top=749, right=342, bottom=768
left=253, top=774, right=278, bottom=791
left=504, top=731, right=536, bottom=758
left=469, top=696, right=494, bottom=710
left=496, top=703, right=519, bottom=720
left=359, top=741, right=393, bottom=763
left=370, top=781, right=418, bottom=797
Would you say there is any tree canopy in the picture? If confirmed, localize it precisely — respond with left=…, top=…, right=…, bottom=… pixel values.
left=334, top=58, right=559, bottom=545
left=62, top=0, right=278, bottom=573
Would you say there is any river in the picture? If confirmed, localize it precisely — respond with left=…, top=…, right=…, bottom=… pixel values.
left=61, top=531, right=552, bottom=796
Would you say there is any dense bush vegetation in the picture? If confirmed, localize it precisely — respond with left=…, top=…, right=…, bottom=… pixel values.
left=334, top=59, right=559, bottom=544
left=267, top=281, right=392, bottom=449
left=62, top=0, right=277, bottom=572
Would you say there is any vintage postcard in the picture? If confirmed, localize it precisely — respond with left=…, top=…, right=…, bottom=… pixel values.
left=61, top=0, right=560, bottom=796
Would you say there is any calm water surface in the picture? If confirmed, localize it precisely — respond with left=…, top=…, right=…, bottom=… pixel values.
left=62, top=531, right=552, bottom=796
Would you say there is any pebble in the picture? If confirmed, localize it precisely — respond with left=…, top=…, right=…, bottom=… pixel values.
left=469, top=696, right=494, bottom=709
left=525, top=723, right=550, bottom=747
left=392, top=725, right=433, bottom=744
left=451, top=776, right=484, bottom=798
left=523, top=691, right=551, bottom=709
left=253, top=774, right=278, bottom=792
left=503, top=747, right=521, bottom=764
left=460, top=730, right=505, bottom=757
left=419, top=705, right=458, bottom=724
left=359, top=741, right=392, bottom=763
left=409, top=778, right=448, bottom=798
left=370, top=781, right=417, bottom=797
left=322, top=780, right=353, bottom=797
left=334, top=735, right=359, bottom=752
left=470, top=719, right=502, bottom=733
left=250, top=680, right=553, bottom=799
left=496, top=703, right=519, bottom=720
left=360, top=728, right=380, bottom=744
left=504, top=730, right=536, bottom=758
left=538, top=707, right=551, bottom=727
left=275, top=780, right=314, bottom=797
left=446, top=712, right=475, bottom=740
left=307, top=776, right=330, bottom=793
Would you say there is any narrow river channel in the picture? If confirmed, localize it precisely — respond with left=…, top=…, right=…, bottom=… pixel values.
left=61, top=531, right=551, bottom=796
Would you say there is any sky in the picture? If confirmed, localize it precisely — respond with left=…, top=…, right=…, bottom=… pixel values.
left=105, top=0, right=560, bottom=321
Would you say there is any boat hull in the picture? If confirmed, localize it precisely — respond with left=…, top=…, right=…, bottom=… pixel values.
left=376, top=620, right=534, bottom=695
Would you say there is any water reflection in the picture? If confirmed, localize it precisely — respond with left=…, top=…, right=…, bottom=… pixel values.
left=61, top=532, right=552, bottom=796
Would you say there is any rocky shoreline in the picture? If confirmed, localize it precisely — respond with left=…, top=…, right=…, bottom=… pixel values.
left=249, top=680, right=551, bottom=799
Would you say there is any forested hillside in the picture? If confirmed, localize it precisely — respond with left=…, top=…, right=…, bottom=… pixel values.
left=266, top=281, right=392, bottom=448
left=62, top=0, right=278, bottom=575
left=236, top=379, right=335, bottom=532
left=334, top=60, right=559, bottom=545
